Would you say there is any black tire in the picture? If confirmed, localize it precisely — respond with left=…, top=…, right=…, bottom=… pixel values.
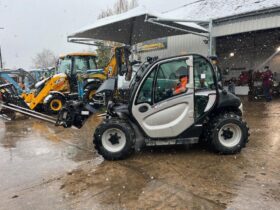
left=93, top=119, right=135, bottom=160
left=45, top=95, right=65, bottom=114
left=207, top=113, right=249, bottom=154
left=84, top=83, right=100, bottom=103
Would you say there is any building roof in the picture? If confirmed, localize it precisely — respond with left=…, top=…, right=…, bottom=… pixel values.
left=164, top=0, right=280, bottom=21
left=59, top=52, right=97, bottom=58
left=68, top=6, right=208, bottom=45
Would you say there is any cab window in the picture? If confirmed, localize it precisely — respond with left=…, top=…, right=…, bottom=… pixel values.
left=89, top=57, right=97, bottom=69
left=155, top=59, right=190, bottom=103
left=57, top=57, right=72, bottom=74
left=193, top=56, right=216, bottom=119
left=194, top=56, right=215, bottom=91
left=136, top=66, right=156, bottom=104
left=73, top=56, right=88, bottom=73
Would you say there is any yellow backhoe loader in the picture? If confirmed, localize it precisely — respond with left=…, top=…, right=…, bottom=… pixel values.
left=0, top=47, right=132, bottom=115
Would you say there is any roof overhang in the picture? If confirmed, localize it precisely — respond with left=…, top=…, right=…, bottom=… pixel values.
left=68, top=6, right=209, bottom=46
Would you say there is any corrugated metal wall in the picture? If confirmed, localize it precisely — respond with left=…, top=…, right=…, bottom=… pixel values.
left=139, top=34, right=208, bottom=60
left=213, top=11, right=280, bottom=37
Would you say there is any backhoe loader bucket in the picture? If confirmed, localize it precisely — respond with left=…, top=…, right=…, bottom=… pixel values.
left=0, top=83, right=58, bottom=123
left=0, top=83, right=27, bottom=120
left=0, top=83, right=28, bottom=107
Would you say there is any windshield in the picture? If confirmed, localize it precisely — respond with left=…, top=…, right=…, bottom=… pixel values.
left=57, top=57, right=72, bottom=74
left=73, top=56, right=88, bottom=73
left=129, top=62, right=150, bottom=89
left=57, top=56, right=98, bottom=74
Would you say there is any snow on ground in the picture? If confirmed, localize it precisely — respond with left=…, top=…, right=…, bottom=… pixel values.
left=164, top=0, right=280, bottom=21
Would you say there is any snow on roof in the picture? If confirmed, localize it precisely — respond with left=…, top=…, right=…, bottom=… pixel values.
left=164, top=0, right=280, bottom=21
left=70, top=6, right=208, bottom=35
left=69, top=5, right=208, bottom=44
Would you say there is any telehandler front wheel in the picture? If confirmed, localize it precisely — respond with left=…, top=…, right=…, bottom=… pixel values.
left=93, top=119, right=135, bottom=160
left=208, top=113, right=249, bottom=154
left=45, top=95, right=65, bottom=114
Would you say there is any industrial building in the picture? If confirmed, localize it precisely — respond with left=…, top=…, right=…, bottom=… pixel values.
left=139, top=0, right=280, bottom=79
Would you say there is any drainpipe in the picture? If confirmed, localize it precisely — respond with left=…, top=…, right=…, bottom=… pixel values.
left=208, top=19, right=216, bottom=56
left=0, top=46, right=2, bottom=69
left=0, top=27, right=4, bottom=70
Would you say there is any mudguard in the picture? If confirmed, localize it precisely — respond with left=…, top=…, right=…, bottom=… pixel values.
left=216, top=90, right=241, bottom=109
left=43, top=91, right=66, bottom=104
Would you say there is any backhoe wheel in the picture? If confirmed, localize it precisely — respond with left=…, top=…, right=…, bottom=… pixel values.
left=93, top=119, right=135, bottom=160
left=45, top=95, right=65, bottom=114
left=84, top=83, right=100, bottom=102
left=207, top=113, right=249, bottom=154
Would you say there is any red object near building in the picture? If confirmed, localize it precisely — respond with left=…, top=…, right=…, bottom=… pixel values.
left=238, top=71, right=250, bottom=86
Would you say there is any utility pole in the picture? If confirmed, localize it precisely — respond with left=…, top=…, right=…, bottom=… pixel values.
left=0, top=27, right=4, bottom=69
left=0, top=46, right=2, bottom=69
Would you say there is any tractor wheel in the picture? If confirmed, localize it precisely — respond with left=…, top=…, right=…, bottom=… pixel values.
left=207, top=113, right=249, bottom=154
left=45, top=95, right=65, bottom=114
left=93, top=119, right=135, bottom=160
left=84, top=83, right=100, bottom=103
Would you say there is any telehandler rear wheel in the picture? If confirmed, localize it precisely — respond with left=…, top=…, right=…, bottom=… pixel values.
left=93, top=119, right=135, bottom=160
left=207, top=113, right=249, bottom=154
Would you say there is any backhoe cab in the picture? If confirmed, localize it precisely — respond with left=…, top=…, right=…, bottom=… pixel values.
left=92, top=54, right=249, bottom=160
left=55, top=52, right=102, bottom=103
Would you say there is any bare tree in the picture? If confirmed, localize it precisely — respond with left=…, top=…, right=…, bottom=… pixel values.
left=96, top=0, right=138, bottom=66
left=114, top=0, right=129, bottom=14
left=98, top=0, right=138, bottom=19
left=98, top=8, right=114, bottom=19
left=32, top=49, right=57, bottom=69
left=129, top=0, right=138, bottom=10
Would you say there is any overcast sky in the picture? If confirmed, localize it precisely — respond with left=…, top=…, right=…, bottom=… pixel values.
left=0, top=0, right=189, bottom=69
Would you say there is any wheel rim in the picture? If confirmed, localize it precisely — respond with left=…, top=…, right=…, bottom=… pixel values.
left=50, top=99, right=62, bottom=111
left=218, top=123, right=242, bottom=148
left=101, top=128, right=126, bottom=153
left=88, top=90, right=96, bottom=100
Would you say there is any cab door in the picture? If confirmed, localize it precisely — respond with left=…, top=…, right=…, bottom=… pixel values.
left=132, top=56, right=195, bottom=138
